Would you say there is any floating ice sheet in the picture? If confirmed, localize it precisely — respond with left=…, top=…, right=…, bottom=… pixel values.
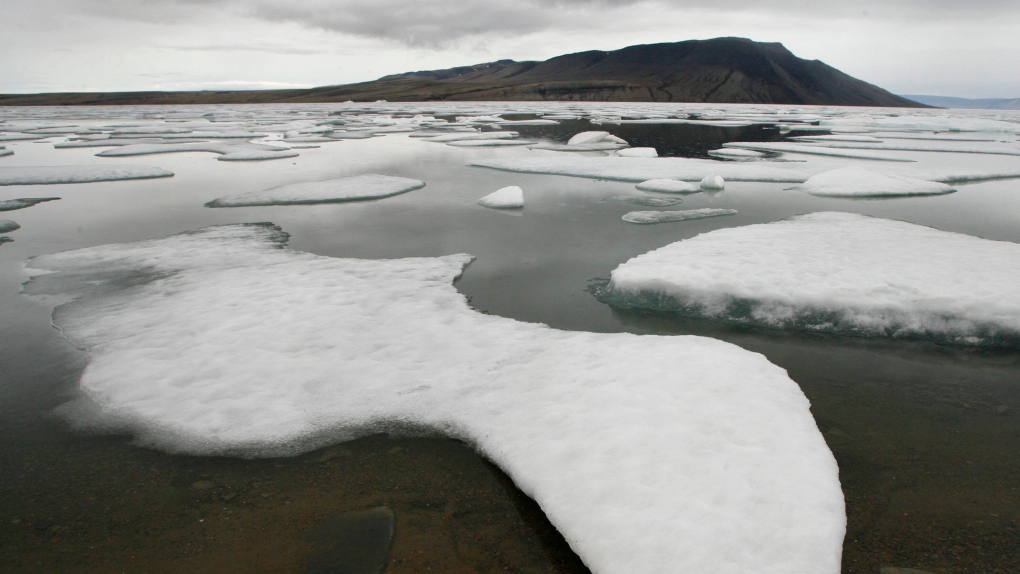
left=205, top=174, right=425, bottom=207
left=424, top=131, right=518, bottom=143
left=0, top=165, right=173, bottom=186
left=97, top=142, right=298, bottom=162
left=0, top=219, right=20, bottom=233
left=446, top=139, right=536, bottom=147
left=707, top=148, right=765, bottom=160
left=25, top=223, right=844, bottom=574
left=0, top=148, right=12, bottom=157
left=635, top=179, right=701, bottom=194
left=478, top=186, right=524, bottom=209
left=603, top=212, right=1020, bottom=346
left=616, top=147, right=658, bottom=158
left=821, top=116, right=1020, bottom=133
left=0, top=197, right=60, bottom=212
left=622, top=208, right=736, bottom=224
left=790, top=168, right=956, bottom=197
left=722, top=142, right=914, bottom=162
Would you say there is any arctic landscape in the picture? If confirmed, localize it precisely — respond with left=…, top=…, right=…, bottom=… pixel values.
left=1, top=99, right=1019, bottom=574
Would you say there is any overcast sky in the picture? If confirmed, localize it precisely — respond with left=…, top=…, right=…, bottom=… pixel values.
left=2, top=0, right=1018, bottom=98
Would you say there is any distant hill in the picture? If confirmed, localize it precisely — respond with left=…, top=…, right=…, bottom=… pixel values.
left=1, top=37, right=924, bottom=107
left=900, top=95, right=1020, bottom=110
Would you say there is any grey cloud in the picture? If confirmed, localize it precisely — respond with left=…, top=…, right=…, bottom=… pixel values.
left=168, top=43, right=337, bottom=55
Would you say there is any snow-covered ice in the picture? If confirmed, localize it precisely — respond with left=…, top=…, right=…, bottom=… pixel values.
left=424, top=131, right=518, bottom=143
left=205, top=174, right=426, bottom=207
left=790, top=168, right=956, bottom=197
left=24, top=223, right=844, bottom=574
left=96, top=142, right=299, bottom=162
left=635, top=179, right=701, bottom=194
left=603, top=212, right=1020, bottom=346
left=707, top=148, right=765, bottom=160
left=616, top=147, right=658, bottom=158
left=527, top=142, right=627, bottom=152
left=0, top=219, right=20, bottom=233
left=0, top=165, right=174, bottom=186
left=622, top=208, right=737, bottom=224
left=0, top=197, right=60, bottom=212
left=722, top=142, right=914, bottom=162
left=447, top=139, right=536, bottom=147
left=567, top=131, right=627, bottom=146
left=478, top=186, right=524, bottom=209
left=700, top=175, right=726, bottom=191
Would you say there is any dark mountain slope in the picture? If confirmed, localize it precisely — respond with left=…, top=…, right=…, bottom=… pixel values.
left=0, top=37, right=923, bottom=107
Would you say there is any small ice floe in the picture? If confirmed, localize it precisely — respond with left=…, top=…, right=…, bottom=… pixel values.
left=55, top=138, right=209, bottom=148
left=615, top=147, right=658, bottom=158
left=721, top=142, right=914, bottom=162
left=622, top=208, right=737, bottom=224
left=24, top=223, right=844, bottom=574
left=790, top=135, right=884, bottom=143
left=0, top=197, right=60, bottom=211
left=790, top=167, right=955, bottom=197
left=0, top=236, right=11, bottom=245
left=699, top=175, right=726, bottom=191
left=494, top=119, right=560, bottom=126
left=0, top=219, right=20, bottom=233
left=424, top=131, right=519, bottom=143
left=0, top=148, right=12, bottom=157
left=327, top=132, right=377, bottom=140
left=111, top=126, right=193, bottom=135
left=446, top=139, right=536, bottom=147
left=528, top=142, right=626, bottom=152
left=635, top=179, right=700, bottom=194
left=610, top=196, right=683, bottom=207
left=707, top=148, right=765, bottom=160
left=602, top=212, right=1020, bottom=346
left=96, top=142, right=298, bottom=162
left=567, top=131, right=627, bottom=146
left=477, top=186, right=524, bottom=209
left=0, top=165, right=173, bottom=186
left=205, top=174, right=425, bottom=207
left=0, top=133, right=47, bottom=142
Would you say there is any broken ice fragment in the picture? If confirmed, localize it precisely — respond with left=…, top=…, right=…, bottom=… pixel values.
left=635, top=179, right=701, bottom=194
left=622, top=208, right=736, bottom=224
left=478, top=186, right=524, bottom=209
left=205, top=174, right=425, bottom=207
left=699, top=175, right=726, bottom=191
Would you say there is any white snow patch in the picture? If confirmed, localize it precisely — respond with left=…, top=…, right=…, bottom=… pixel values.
left=25, top=223, right=844, bottom=574
left=0, top=165, right=173, bottom=186
left=478, top=186, right=524, bottom=209
left=622, top=208, right=737, bottom=224
left=790, top=168, right=956, bottom=197
left=205, top=174, right=425, bottom=207
left=605, top=212, right=1020, bottom=346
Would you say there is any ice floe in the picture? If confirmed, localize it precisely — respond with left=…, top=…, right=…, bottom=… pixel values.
left=205, top=174, right=425, bottom=207
left=424, top=131, right=519, bottom=143
left=722, top=142, right=914, bottom=162
left=821, top=116, right=1020, bottom=133
left=0, top=133, right=48, bottom=142
left=0, top=165, right=173, bottom=186
left=700, top=175, right=726, bottom=191
left=0, top=197, right=60, bottom=211
left=527, top=142, right=627, bottom=152
left=0, top=219, right=20, bottom=233
left=567, top=131, right=627, bottom=146
left=446, top=139, right=536, bottom=147
left=478, top=186, right=524, bottom=209
left=0, top=148, right=12, bottom=157
left=96, top=142, right=298, bottom=162
left=25, top=223, right=844, bottom=574
left=615, top=147, right=658, bottom=158
left=635, top=179, right=701, bottom=194
left=0, top=236, right=11, bottom=245
left=603, top=212, right=1020, bottom=346
left=611, top=196, right=684, bottom=207
left=622, top=208, right=737, bottom=224
left=707, top=148, right=766, bottom=160
left=790, top=168, right=956, bottom=197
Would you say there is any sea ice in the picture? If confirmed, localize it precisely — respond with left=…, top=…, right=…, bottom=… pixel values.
left=707, top=148, right=765, bottom=160
left=0, top=133, right=47, bottom=142
left=25, top=223, right=844, bottom=574
left=821, top=116, right=1020, bottom=133
left=616, top=147, right=658, bottom=158
left=527, top=142, right=627, bottom=152
left=567, top=131, right=627, bottom=146
left=635, top=179, right=702, bottom=194
left=0, top=165, right=173, bottom=186
left=424, top=132, right=518, bottom=143
left=721, top=142, right=914, bottom=162
left=0, top=197, right=61, bottom=212
left=700, top=175, right=726, bottom=191
left=611, top=196, right=684, bottom=207
left=0, top=236, right=11, bottom=245
left=603, top=212, right=1020, bottom=346
left=0, top=219, right=20, bottom=233
left=622, top=208, right=737, bottom=224
left=205, top=174, right=426, bottom=207
left=446, top=139, right=536, bottom=147
left=96, top=142, right=298, bottom=162
left=790, top=168, right=956, bottom=197
left=0, top=148, right=12, bottom=157
left=478, top=186, right=524, bottom=209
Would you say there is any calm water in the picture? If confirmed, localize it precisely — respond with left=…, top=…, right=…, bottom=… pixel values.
left=1, top=104, right=1019, bottom=573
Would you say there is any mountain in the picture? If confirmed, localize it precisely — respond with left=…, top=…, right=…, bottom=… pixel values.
left=900, top=95, right=1020, bottom=110
left=0, top=37, right=923, bottom=107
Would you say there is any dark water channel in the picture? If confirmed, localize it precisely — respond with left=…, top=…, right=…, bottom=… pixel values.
left=1, top=114, right=1018, bottom=573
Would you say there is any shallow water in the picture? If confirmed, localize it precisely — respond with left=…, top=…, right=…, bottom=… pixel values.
left=1, top=103, right=1019, bottom=573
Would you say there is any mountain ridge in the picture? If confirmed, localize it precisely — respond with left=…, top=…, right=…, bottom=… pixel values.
left=0, top=37, right=924, bottom=107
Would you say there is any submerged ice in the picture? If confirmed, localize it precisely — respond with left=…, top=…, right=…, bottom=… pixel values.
left=622, top=208, right=737, bottom=224
left=603, top=212, right=1020, bottom=346
left=25, top=223, right=845, bottom=574
left=206, top=175, right=426, bottom=207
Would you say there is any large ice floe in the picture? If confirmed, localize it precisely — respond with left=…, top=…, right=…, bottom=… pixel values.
left=622, top=208, right=737, bottom=224
left=96, top=142, right=299, bottom=161
left=601, top=212, right=1020, bottom=347
left=205, top=175, right=425, bottom=207
left=0, top=165, right=173, bottom=186
left=24, top=223, right=845, bottom=574
left=790, top=168, right=956, bottom=197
